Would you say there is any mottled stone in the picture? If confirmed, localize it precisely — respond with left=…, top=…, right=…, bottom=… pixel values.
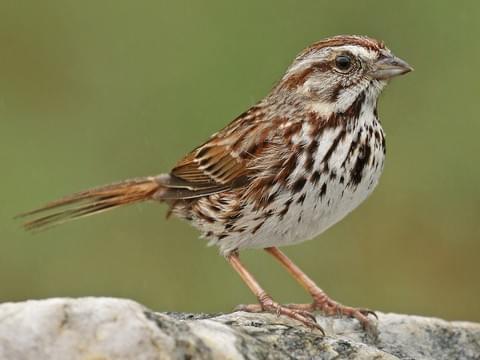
left=0, top=298, right=478, bottom=359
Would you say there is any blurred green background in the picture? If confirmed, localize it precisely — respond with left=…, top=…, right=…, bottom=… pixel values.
left=1, top=1, right=479, bottom=322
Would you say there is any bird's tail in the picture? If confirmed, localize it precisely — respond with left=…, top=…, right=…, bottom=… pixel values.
left=17, top=176, right=163, bottom=231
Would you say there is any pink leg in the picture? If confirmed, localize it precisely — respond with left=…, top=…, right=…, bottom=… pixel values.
left=227, top=251, right=324, bottom=333
left=264, top=247, right=376, bottom=329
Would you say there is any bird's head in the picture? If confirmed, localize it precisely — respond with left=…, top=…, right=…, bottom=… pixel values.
left=275, top=35, right=412, bottom=115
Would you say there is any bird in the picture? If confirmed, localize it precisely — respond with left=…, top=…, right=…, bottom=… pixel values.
left=18, top=35, right=412, bottom=332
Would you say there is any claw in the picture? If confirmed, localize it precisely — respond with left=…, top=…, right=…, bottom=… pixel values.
left=284, top=299, right=378, bottom=331
left=359, top=308, right=378, bottom=319
left=355, top=309, right=378, bottom=320
left=300, top=310, right=318, bottom=323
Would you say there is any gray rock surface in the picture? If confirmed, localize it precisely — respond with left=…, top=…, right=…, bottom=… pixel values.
left=0, top=297, right=478, bottom=359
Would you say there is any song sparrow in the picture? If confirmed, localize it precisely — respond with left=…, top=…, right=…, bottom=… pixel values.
left=19, top=35, right=412, bottom=332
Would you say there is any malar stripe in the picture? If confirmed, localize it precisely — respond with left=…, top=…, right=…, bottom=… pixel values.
left=342, top=128, right=363, bottom=168
left=344, top=90, right=366, bottom=119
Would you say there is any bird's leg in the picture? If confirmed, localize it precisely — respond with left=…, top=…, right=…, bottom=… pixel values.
left=227, top=251, right=323, bottom=333
left=264, top=247, right=377, bottom=329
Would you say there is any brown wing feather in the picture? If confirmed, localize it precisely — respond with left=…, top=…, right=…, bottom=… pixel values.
left=170, top=106, right=270, bottom=190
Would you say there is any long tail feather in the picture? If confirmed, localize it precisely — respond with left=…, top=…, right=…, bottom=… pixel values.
left=17, top=176, right=162, bottom=231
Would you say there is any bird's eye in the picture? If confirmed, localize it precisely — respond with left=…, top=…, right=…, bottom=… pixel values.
left=335, top=55, right=353, bottom=72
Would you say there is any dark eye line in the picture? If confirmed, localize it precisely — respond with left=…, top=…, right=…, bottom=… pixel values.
left=309, top=54, right=358, bottom=73
left=312, top=62, right=331, bottom=72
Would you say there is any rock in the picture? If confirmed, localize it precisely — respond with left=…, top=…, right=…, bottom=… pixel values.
left=0, top=298, right=478, bottom=359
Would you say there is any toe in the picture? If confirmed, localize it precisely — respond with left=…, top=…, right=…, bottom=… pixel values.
left=235, top=302, right=324, bottom=334
left=288, top=311, right=324, bottom=334
left=359, top=308, right=378, bottom=319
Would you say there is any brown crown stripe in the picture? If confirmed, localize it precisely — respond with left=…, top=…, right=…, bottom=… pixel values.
left=300, top=35, right=385, bottom=59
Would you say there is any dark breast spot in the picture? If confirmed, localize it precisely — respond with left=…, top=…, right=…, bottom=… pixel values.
left=342, top=131, right=361, bottom=168
left=349, top=143, right=372, bottom=186
left=251, top=221, right=265, bottom=235
left=265, top=191, right=278, bottom=205
left=319, top=183, right=327, bottom=198
left=310, top=170, right=321, bottom=184
left=307, top=139, right=319, bottom=154
left=292, top=177, right=307, bottom=193
left=304, top=156, right=314, bottom=173
left=322, top=128, right=346, bottom=170
left=278, top=199, right=293, bottom=219
left=296, top=193, right=306, bottom=205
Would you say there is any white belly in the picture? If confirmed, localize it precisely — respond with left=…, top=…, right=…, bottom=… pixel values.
left=217, top=114, right=385, bottom=255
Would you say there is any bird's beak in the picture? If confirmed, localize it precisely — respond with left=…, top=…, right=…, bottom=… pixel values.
left=370, top=55, right=413, bottom=80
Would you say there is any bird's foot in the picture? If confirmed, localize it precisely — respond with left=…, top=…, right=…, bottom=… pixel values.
left=285, top=295, right=377, bottom=331
left=235, top=295, right=324, bottom=334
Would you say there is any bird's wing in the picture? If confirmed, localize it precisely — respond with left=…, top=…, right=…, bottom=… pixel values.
left=161, top=106, right=281, bottom=199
